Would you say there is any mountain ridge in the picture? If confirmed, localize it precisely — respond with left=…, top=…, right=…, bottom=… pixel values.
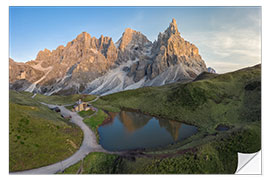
left=9, top=18, right=210, bottom=95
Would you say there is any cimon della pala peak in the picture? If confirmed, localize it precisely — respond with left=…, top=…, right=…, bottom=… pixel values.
left=9, top=18, right=213, bottom=96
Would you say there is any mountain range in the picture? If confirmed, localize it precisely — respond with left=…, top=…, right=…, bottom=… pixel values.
left=9, top=18, right=214, bottom=95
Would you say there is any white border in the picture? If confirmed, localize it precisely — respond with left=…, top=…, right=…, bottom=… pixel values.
left=2, top=0, right=269, bottom=179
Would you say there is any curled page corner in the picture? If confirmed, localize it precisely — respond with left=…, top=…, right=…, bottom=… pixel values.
left=235, top=150, right=261, bottom=174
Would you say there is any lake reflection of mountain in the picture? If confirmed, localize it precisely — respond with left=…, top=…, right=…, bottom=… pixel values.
left=119, top=111, right=152, bottom=132
left=118, top=111, right=182, bottom=140
left=158, top=118, right=182, bottom=141
left=98, top=110, right=197, bottom=151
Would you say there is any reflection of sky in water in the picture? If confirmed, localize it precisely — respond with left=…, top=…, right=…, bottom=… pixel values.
left=98, top=111, right=197, bottom=151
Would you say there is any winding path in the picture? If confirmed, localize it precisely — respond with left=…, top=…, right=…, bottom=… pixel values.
left=11, top=97, right=107, bottom=174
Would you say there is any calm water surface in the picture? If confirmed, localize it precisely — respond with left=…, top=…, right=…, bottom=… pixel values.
left=98, top=111, right=197, bottom=151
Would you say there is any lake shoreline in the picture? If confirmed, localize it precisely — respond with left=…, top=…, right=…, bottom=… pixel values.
left=97, top=110, right=198, bottom=152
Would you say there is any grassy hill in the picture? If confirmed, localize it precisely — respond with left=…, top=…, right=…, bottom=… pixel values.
left=33, top=93, right=96, bottom=105
left=9, top=90, right=83, bottom=172
left=89, top=64, right=261, bottom=173
left=62, top=152, right=119, bottom=174
left=94, top=64, right=261, bottom=133
left=9, top=64, right=261, bottom=174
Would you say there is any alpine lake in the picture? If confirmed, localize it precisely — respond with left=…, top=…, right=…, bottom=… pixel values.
left=98, top=110, right=198, bottom=151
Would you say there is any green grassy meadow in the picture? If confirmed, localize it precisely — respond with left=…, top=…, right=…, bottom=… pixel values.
left=9, top=90, right=83, bottom=172
left=9, top=64, right=261, bottom=174
left=34, top=93, right=96, bottom=105
left=83, top=109, right=108, bottom=142
left=94, top=64, right=261, bottom=132
left=89, top=64, right=261, bottom=174
left=78, top=109, right=95, bottom=118
left=62, top=152, right=119, bottom=174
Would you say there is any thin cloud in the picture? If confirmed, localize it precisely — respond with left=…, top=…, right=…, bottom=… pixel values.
left=184, top=27, right=261, bottom=73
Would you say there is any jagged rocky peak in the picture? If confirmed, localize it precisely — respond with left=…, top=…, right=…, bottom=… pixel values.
left=99, top=34, right=110, bottom=45
left=66, top=32, right=92, bottom=49
left=10, top=18, right=209, bottom=96
left=148, top=18, right=207, bottom=80
left=76, top=31, right=91, bottom=41
left=117, top=28, right=151, bottom=52
left=98, top=35, right=114, bottom=51
left=36, top=48, right=52, bottom=61
left=172, top=18, right=177, bottom=26
left=166, top=18, right=180, bottom=36
left=157, top=18, right=180, bottom=42
left=159, top=18, right=203, bottom=59
left=70, top=32, right=116, bottom=55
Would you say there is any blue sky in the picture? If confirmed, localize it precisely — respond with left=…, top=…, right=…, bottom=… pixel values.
left=9, top=7, right=261, bottom=73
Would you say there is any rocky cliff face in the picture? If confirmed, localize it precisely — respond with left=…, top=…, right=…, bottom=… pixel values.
left=149, top=18, right=206, bottom=79
left=117, top=28, right=152, bottom=62
left=15, top=32, right=119, bottom=94
left=9, top=58, right=43, bottom=83
left=9, top=19, right=208, bottom=95
left=9, top=58, right=45, bottom=91
left=126, top=18, right=207, bottom=87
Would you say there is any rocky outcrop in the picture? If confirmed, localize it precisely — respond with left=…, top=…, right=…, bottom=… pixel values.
left=9, top=58, right=44, bottom=83
left=147, top=18, right=207, bottom=80
left=207, top=67, right=216, bottom=74
left=12, top=32, right=119, bottom=94
left=116, top=28, right=152, bottom=65
left=124, top=18, right=207, bottom=85
left=10, top=18, right=209, bottom=95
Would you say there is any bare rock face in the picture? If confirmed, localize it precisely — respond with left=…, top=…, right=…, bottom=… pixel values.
left=10, top=18, right=208, bottom=95
left=9, top=58, right=44, bottom=84
left=68, top=33, right=118, bottom=85
left=124, top=18, right=207, bottom=84
left=12, top=32, right=119, bottom=94
left=127, top=60, right=149, bottom=82
left=117, top=28, right=151, bottom=52
left=116, top=28, right=152, bottom=63
left=148, top=18, right=207, bottom=80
